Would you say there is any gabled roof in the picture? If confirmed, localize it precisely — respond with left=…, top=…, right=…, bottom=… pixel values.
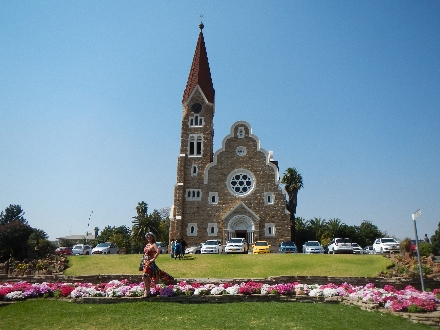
left=182, top=24, right=215, bottom=105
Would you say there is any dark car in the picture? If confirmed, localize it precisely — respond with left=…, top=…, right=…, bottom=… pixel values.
left=54, top=247, right=73, bottom=255
left=279, top=241, right=298, bottom=253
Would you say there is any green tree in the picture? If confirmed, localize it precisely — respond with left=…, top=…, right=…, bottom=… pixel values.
left=0, top=221, right=33, bottom=261
left=431, top=222, right=440, bottom=255
left=0, top=204, right=27, bottom=225
left=307, top=217, right=328, bottom=241
left=281, top=168, right=303, bottom=242
left=131, top=201, right=162, bottom=253
left=326, top=218, right=344, bottom=238
left=97, top=225, right=131, bottom=252
left=358, top=220, right=385, bottom=247
left=28, top=228, right=49, bottom=246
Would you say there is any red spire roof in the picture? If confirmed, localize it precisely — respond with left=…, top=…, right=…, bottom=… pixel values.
left=182, top=27, right=215, bottom=104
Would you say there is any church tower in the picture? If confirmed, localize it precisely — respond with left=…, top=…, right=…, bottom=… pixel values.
left=170, top=22, right=215, bottom=243
left=170, top=23, right=290, bottom=250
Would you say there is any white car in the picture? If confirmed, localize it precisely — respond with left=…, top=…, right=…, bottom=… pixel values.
left=364, top=246, right=374, bottom=254
left=201, top=240, right=223, bottom=254
left=72, top=244, right=92, bottom=255
left=352, top=243, right=363, bottom=254
left=302, top=241, right=324, bottom=254
left=224, top=238, right=248, bottom=254
left=328, top=238, right=353, bottom=254
left=373, top=238, right=400, bottom=254
left=91, top=242, right=119, bottom=254
left=185, top=244, right=202, bottom=254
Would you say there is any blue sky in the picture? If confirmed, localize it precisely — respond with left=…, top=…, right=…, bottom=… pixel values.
left=1, top=1, right=439, bottom=242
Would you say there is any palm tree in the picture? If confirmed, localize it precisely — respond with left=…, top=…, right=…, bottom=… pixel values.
left=132, top=201, right=151, bottom=246
left=29, top=228, right=48, bottom=246
left=308, top=217, right=327, bottom=241
left=281, top=167, right=303, bottom=242
left=326, top=218, right=344, bottom=238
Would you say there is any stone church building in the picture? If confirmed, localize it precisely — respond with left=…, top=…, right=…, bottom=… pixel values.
left=169, top=24, right=290, bottom=251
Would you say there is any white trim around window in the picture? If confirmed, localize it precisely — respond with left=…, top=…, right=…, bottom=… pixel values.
left=207, top=223, right=218, bottom=236
left=187, top=223, right=198, bottom=236
left=264, top=223, right=275, bottom=237
left=186, top=189, right=202, bottom=201
left=264, top=192, right=275, bottom=205
left=208, top=192, right=218, bottom=204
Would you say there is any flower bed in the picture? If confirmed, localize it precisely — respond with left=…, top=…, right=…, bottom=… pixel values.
left=0, top=279, right=439, bottom=313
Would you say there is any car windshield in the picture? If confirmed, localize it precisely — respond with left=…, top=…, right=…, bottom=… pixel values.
left=96, top=243, right=110, bottom=248
left=336, top=238, right=351, bottom=243
left=281, top=242, right=295, bottom=246
left=352, top=243, right=359, bottom=247
left=73, top=245, right=82, bottom=249
left=205, top=241, right=218, bottom=245
left=306, top=242, right=320, bottom=246
left=255, top=242, right=268, bottom=246
left=382, top=238, right=397, bottom=243
left=228, top=239, right=243, bottom=243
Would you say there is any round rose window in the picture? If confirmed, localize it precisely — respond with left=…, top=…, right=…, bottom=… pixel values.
left=227, top=169, right=255, bottom=196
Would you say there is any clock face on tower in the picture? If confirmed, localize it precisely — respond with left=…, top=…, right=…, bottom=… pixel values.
left=191, top=103, right=202, bottom=113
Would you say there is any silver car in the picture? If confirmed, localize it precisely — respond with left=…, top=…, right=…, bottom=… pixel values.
left=91, top=242, right=119, bottom=254
left=156, top=242, right=168, bottom=254
left=72, top=244, right=92, bottom=255
left=302, top=241, right=324, bottom=254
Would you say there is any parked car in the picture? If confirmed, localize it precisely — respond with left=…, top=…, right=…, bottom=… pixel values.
left=185, top=244, right=202, bottom=254
left=91, top=242, right=119, bottom=255
left=225, top=238, right=248, bottom=254
left=302, top=241, right=324, bottom=254
left=156, top=242, right=168, bottom=254
left=364, top=246, right=374, bottom=254
left=252, top=241, right=271, bottom=254
left=54, top=247, right=72, bottom=255
left=373, top=238, right=400, bottom=254
left=352, top=243, right=363, bottom=254
left=328, top=238, right=353, bottom=254
left=201, top=240, right=223, bottom=254
left=279, top=241, right=298, bottom=253
left=72, top=244, right=92, bottom=255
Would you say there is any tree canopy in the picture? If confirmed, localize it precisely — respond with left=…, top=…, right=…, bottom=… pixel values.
left=0, top=204, right=27, bottom=225
left=281, top=167, right=303, bottom=242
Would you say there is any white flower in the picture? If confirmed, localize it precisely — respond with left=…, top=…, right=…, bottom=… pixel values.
left=225, top=285, right=239, bottom=295
left=210, top=287, right=224, bottom=295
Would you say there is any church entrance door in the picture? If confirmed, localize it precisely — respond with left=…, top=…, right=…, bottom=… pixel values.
left=234, top=230, right=247, bottom=239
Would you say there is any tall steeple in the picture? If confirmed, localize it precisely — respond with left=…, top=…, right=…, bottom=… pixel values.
left=182, top=23, right=215, bottom=105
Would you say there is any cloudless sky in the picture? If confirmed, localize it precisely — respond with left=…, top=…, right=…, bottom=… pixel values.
left=1, top=1, right=439, bottom=242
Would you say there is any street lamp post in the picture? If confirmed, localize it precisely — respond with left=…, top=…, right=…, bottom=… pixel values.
left=412, top=209, right=424, bottom=292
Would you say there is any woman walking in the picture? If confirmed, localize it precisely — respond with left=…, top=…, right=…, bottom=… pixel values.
left=141, top=232, right=174, bottom=297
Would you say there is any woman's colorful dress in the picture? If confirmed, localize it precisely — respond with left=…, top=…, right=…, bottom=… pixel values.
left=142, top=244, right=174, bottom=283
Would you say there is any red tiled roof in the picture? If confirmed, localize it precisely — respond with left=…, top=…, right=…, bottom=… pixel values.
left=182, top=30, right=215, bottom=104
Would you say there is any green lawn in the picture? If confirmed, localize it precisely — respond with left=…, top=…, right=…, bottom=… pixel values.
left=1, top=254, right=432, bottom=329
left=64, top=253, right=392, bottom=278
left=0, top=299, right=432, bottom=330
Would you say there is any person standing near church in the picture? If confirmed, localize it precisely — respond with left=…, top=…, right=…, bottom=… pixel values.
left=170, top=238, right=176, bottom=258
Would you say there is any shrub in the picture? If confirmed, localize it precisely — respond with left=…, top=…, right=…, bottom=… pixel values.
left=417, top=241, right=433, bottom=256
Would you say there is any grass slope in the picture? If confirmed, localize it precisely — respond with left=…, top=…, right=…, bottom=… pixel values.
left=64, top=253, right=392, bottom=278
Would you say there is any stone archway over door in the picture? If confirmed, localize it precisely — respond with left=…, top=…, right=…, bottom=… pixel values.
left=227, top=215, right=255, bottom=244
